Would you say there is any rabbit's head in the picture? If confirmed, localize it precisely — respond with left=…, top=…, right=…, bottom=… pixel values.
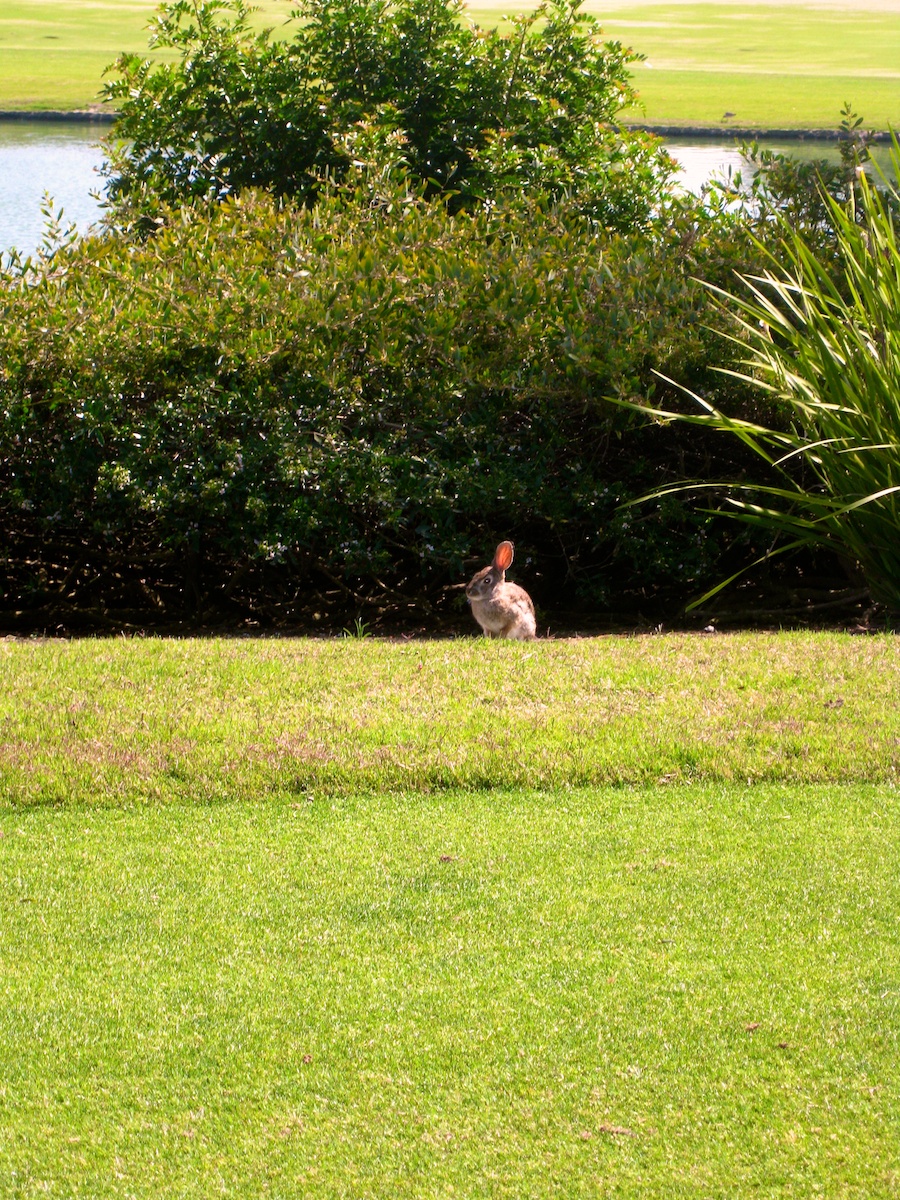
left=465, top=540, right=515, bottom=603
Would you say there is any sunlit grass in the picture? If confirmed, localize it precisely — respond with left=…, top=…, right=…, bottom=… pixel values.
left=1, top=0, right=898, bottom=126
left=2, top=782, right=899, bottom=1196
left=1, top=632, right=899, bottom=806
left=2, top=633, right=899, bottom=1194
left=620, top=69, right=900, bottom=132
left=479, top=1, right=900, bottom=130
left=0, top=0, right=294, bottom=110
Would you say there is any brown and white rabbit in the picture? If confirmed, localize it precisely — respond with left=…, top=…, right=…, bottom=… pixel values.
left=465, top=541, right=536, bottom=640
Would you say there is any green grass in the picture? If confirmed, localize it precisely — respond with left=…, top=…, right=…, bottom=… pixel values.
left=0, top=0, right=293, bottom=111
left=2, top=633, right=900, bottom=1195
left=598, top=2, right=900, bottom=130
left=2, top=633, right=899, bottom=804
left=0, top=0, right=153, bottom=111
left=1, top=0, right=899, bottom=128
left=621, top=69, right=900, bottom=132
left=3, top=784, right=899, bottom=1196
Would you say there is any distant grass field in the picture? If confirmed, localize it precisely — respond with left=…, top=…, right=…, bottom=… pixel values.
left=2, top=633, right=900, bottom=1196
left=0, top=0, right=291, bottom=111
left=595, top=1, right=900, bottom=130
left=0, top=0, right=898, bottom=129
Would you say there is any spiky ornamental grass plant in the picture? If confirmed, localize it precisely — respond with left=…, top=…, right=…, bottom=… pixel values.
left=630, top=142, right=900, bottom=613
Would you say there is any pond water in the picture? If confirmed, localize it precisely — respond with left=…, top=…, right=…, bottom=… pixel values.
left=0, top=121, right=108, bottom=259
left=0, top=120, right=893, bottom=258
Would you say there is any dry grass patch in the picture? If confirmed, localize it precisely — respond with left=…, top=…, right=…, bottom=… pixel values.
left=1, top=632, right=898, bottom=806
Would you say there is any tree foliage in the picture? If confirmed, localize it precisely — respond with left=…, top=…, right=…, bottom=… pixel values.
left=102, top=0, right=674, bottom=226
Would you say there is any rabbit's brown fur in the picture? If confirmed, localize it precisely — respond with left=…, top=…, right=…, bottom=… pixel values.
left=465, top=541, right=536, bottom=639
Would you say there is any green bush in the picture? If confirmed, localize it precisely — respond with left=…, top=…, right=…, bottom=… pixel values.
left=102, top=0, right=675, bottom=228
left=0, top=186, right=767, bottom=629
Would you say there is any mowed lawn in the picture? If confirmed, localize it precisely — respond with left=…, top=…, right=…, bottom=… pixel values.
left=1, top=0, right=899, bottom=128
left=592, top=0, right=900, bottom=130
left=0, top=0, right=293, bottom=112
left=1, top=633, right=899, bottom=1196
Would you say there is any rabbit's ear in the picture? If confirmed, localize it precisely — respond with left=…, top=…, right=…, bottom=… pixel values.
left=494, top=541, right=514, bottom=571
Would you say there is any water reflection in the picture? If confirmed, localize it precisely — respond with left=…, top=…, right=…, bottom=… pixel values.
left=668, top=138, right=896, bottom=195
left=0, top=121, right=106, bottom=259
left=668, top=141, right=747, bottom=193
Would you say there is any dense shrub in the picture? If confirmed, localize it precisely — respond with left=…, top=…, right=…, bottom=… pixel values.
left=0, top=186, right=771, bottom=629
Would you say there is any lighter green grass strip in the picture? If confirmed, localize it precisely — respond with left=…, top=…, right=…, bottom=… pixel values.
left=620, top=69, right=900, bottom=131
left=1, top=783, right=898, bottom=1196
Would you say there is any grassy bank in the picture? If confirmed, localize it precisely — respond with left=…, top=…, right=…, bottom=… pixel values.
left=600, top=1, right=900, bottom=131
left=1, top=0, right=898, bottom=129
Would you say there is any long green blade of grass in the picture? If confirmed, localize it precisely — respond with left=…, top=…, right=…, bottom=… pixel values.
left=616, top=147, right=900, bottom=611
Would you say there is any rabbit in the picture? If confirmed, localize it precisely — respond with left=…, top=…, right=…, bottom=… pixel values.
left=465, top=540, right=537, bottom=640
